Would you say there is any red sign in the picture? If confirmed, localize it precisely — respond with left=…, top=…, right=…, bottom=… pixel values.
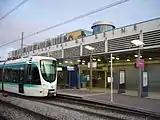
left=136, top=58, right=144, bottom=68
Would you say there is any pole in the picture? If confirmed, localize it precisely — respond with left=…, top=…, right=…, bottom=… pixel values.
left=138, top=48, right=142, bottom=97
left=105, top=71, right=107, bottom=88
left=110, top=53, right=113, bottom=102
left=21, top=32, right=24, bottom=58
left=78, top=64, right=81, bottom=89
left=90, top=51, right=93, bottom=90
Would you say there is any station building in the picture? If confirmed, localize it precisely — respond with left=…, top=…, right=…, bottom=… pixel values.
left=8, top=17, right=160, bottom=92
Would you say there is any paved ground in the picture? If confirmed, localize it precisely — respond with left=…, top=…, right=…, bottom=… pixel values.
left=57, top=89, right=160, bottom=114
left=79, top=88, right=160, bottom=100
left=58, top=89, right=106, bottom=97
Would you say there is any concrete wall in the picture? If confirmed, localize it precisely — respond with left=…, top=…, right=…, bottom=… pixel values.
left=112, top=63, right=160, bottom=92
left=146, top=64, right=160, bottom=92
left=112, top=65, right=138, bottom=90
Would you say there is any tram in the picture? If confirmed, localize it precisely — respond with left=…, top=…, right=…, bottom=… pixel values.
left=0, top=56, right=57, bottom=97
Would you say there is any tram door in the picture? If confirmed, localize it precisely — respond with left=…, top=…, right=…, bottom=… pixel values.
left=18, top=65, right=25, bottom=94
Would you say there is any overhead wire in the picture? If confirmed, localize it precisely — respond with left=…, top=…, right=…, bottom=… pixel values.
left=0, top=0, right=130, bottom=48
left=0, top=0, right=29, bottom=21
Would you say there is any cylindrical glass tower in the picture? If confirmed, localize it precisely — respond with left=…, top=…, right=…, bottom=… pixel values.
left=91, top=21, right=115, bottom=35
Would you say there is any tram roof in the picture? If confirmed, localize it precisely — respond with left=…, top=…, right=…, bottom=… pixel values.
left=0, top=56, right=56, bottom=65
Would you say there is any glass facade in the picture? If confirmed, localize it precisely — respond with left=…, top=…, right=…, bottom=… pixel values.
left=92, top=25, right=115, bottom=35
left=84, top=30, right=93, bottom=36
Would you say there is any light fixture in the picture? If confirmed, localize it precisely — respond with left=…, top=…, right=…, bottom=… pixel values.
left=59, top=62, right=62, bottom=65
left=112, top=57, right=115, bottom=59
left=134, top=55, right=138, bottom=57
left=134, top=55, right=142, bottom=58
left=149, top=57, right=152, bottom=60
left=77, top=60, right=81, bottom=62
left=116, top=57, right=119, bottom=60
left=70, top=61, right=73, bottom=64
left=127, top=59, right=130, bottom=61
left=82, top=62, right=85, bottom=65
left=82, top=60, right=85, bottom=63
left=131, top=40, right=144, bottom=46
left=93, top=58, right=96, bottom=61
left=64, top=61, right=68, bottom=63
left=57, top=67, right=62, bottom=71
left=85, top=45, right=95, bottom=51
left=97, top=58, right=101, bottom=61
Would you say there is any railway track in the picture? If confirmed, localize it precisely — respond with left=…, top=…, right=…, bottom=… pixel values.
left=1, top=92, right=160, bottom=120
left=35, top=98, right=125, bottom=120
left=56, top=94, right=160, bottom=119
left=27, top=95, right=160, bottom=120
left=39, top=95, right=160, bottom=120
left=1, top=94, right=122, bottom=120
left=0, top=100, right=55, bottom=120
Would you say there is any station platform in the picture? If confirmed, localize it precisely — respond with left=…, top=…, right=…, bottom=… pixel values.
left=57, top=88, right=160, bottom=114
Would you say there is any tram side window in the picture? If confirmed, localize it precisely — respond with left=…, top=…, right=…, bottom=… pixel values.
left=12, top=68, right=20, bottom=83
left=4, top=65, right=24, bottom=83
left=31, top=64, right=41, bottom=85
left=17, top=65, right=25, bottom=83
left=4, top=67, right=12, bottom=82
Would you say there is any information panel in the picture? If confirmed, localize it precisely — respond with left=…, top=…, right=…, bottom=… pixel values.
left=118, top=70, right=125, bottom=94
left=120, top=71, right=125, bottom=84
left=143, top=72, right=148, bottom=87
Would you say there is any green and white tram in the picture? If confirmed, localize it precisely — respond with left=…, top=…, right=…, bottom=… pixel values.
left=0, top=56, right=57, bottom=97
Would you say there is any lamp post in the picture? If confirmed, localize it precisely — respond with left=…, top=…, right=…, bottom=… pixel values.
left=85, top=45, right=95, bottom=90
left=110, top=53, right=113, bottom=102
left=131, top=40, right=144, bottom=97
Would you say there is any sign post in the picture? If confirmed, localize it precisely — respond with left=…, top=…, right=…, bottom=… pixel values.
left=136, top=56, right=144, bottom=97
left=131, top=33, right=144, bottom=98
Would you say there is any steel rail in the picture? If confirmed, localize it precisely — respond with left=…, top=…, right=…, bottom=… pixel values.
left=1, top=91, right=160, bottom=120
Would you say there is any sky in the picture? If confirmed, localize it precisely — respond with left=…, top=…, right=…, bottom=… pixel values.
left=0, top=0, right=160, bottom=58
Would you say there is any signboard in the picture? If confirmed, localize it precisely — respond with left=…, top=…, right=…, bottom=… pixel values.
left=87, top=75, right=90, bottom=81
left=67, top=66, right=74, bottom=71
left=120, top=71, right=125, bottom=84
left=88, top=62, right=97, bottom=68
left=57, top=67, right=62, bottom=71
left=108, top=77, right=111, bottom=83
left=66, top=30, right=81, bottom=40
left=136, top=58, right=144, bottom=68
left=143, top=72, right=148, bottom=87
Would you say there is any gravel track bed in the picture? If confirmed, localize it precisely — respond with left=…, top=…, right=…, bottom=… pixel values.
left=0, top=100, right=52, bottom=120
left=0, top=92, right=158, bottom=120
left=38, top=98, right=148, bottom=120
left=0, top=94, right=112, bottom=120
left=0, top=116, right=6, bottom=120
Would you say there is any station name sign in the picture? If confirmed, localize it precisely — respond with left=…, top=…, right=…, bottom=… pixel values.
left=136, top=58, right=144, bottom=68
